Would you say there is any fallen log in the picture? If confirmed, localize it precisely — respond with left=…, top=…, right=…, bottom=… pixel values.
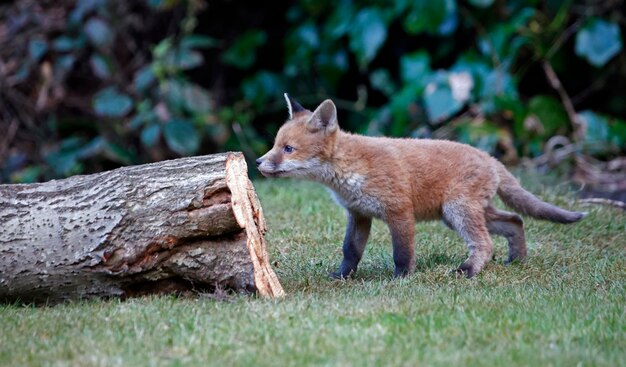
left=0, top=152, right=284, bottom=303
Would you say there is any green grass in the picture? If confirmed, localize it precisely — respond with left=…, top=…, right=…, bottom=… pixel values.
left=1, top=176, right=625, bottom=366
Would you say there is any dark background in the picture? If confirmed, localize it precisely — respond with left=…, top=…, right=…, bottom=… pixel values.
left=1, top=0, right=624, bottom=197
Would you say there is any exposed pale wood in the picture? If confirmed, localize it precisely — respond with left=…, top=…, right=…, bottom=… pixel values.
left=0, top=152, right=284, bottom=303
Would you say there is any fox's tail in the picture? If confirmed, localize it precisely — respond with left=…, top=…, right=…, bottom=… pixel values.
left=496, top=165, right=586, bottom=223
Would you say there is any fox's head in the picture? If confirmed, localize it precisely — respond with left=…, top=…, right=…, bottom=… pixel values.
left=256, top=94, right=338, bottom=179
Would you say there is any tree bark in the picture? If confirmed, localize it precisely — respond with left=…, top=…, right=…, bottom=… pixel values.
left=0, top=152, right=284, bottom=304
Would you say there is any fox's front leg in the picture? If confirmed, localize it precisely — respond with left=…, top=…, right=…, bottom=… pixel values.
left=331, top=211, right=372, bottom=279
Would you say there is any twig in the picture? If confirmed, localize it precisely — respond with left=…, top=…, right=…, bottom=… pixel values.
left=579, top=198, right=626, bottom=210
left=545, top=18, right=584, bottom=60
left=541, top=60, right=585, bottom=142
left=0, top=119, right=19, bottom=162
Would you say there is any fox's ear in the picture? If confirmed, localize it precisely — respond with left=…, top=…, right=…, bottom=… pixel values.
left=307, top=99, right=338, bottom=134
left=284, top=93, right=307, bottom=119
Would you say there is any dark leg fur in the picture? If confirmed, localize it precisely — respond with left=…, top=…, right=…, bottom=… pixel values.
left=331, top=211, right=372, bottom=279
left=387, top=213, right=416, bottom=277
left=442, top=201, right=493, bottom=278
left=485, top=206, right=527, bottom=263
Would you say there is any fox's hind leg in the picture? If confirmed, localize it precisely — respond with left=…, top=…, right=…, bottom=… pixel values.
left=388, top=215, right=416, bottom=278
left=331, top=211, right=372, bottom=279
left=442, top=201, right=493, bottom=278
left=485, top=205, right=527, bottom=263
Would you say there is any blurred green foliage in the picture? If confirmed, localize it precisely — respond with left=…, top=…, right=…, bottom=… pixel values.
left=0, top=0, right=625, bottom=183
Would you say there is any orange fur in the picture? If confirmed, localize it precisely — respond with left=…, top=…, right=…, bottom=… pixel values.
left=257, top=96, right=585, bottom=278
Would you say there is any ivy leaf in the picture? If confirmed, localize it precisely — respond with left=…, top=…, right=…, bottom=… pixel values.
left=52, top=36, right=83, bottom=52
left=575, top=18, right=622, bottom=67
left=325, top=2, right=354, bottom=39
left=141, top=124, right=161, bottom=147
left=133, top=65, right=156, bottom=92
left=527, top=95, right=568, bottom=137
left=370, top=69, right=396, bottom=97
left=163, top=47, right=204, bottom=70
left=403, top=0, right=455, bottom=35
left=28, top=38, right=48, bottom=62
left=400, top=51, right=431, bottom=85
left=181, top=35, right=219, bottom=49
left=349, top=8, right=387, bottom=69
left=242, top=71, right=284, bottom=107
left=222, top=30, right=267, bottom=69
left=104, top=142, right=136, bottom=165
left=84, top=18, right=114, bottom=48
left=578, top=110, right=609, bottom=143
left=423, top=71, right=466, bottom=124
left=163, top=119, right=200, bottom=156
left=89, top=54, right=111, bottom=79
left=468, top=0, right=494, bottom=8
left=181, top=83, right=213, bottom=114
left=93, top=87, right=133, bottom=117
left=424, top=84, right=460, bottom=124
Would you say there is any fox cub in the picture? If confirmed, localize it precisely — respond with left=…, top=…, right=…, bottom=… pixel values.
left=257, top=94, right=586, bottom=278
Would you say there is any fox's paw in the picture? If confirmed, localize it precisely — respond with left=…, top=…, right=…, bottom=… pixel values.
left=393, top=266, right=413, bottom=278
left=329, top=269, right=353, bottom=280
left=455, top=261, right=480, bottom=279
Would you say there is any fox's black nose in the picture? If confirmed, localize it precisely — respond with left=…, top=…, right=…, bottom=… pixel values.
left=255, top=158, right=262, bottom=167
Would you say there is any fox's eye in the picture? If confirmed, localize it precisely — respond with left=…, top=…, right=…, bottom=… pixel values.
left=283, top=145, right=295, bottom=154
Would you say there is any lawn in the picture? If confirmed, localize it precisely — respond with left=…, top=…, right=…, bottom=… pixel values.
left=1, top=175, right=624, bottom=366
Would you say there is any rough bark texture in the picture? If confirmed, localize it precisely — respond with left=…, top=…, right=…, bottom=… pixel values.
left=0, top=152, right=284, bottom=303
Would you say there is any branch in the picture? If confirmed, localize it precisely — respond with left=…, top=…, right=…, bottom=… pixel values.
left=541, top=60, right=585, bottom=142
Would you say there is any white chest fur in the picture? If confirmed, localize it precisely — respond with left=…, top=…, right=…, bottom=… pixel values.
left=326, top=173, right=384, bottom=218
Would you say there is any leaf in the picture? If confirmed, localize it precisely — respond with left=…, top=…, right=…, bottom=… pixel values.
left=575, top=18, right=622, bottom=67
left=609, top=120, right=626, bottom=149
left=163, top=119, right=200, bottom=156
left=324, top=2, right=354, bottom=39
left=578, top=110, right=609, bottom=143
left=28, top=38, right=48, bottom=62
left=349, top=8, right=387, bottom=68
left=317, top=49, right=349, bottom=87
left=242, top=71, right=285, bottom=107
left=527, top=95, right=568, bottom=137
left=221, top=30, right=267, bottom=69
left=294, top=23, right=319, bottom=49
left=10, top=166, right=42, bottom=184
left=45, top=137, right=85, bottom=177
left=54, top=55, right=76, bottom=80
left=456, top=120, right=502, bottom=153
left=69, top=0, right=101, bottom=25
left=370, top=69, right=396, bottom=96
left=93, top=87, right=133, bottom=117
left=84, top=18, right=114, bottom=48
left=451, top=55, right=491, bottom=100
left=181, top=83, right=213, bottom=114
left=77, top=137, right=105, bottom=159
left=284, top=23, right=319, bottom=75
left=52, top=36, right=83, bottom=52
left=388, top=84, right=421, bottom=135
left=181, top=35, right=219, bottom=49
left=468, top=0, right=494, bottom=8
left=163, top=79, right=213, bottom=113
left=423, top=71, right=466, bottom=124
left=478, top=69, right=519, bottom=113
left=163, top=47, right=204, bottom=70
left=424, top=84, right=460, bottom=124
left=104, top=143, right=137, bottom=165
left=400, top=51, right=431, bottom=85
left=133, top=65, right=156, bottom=92
left=403, top=0, right=455, bottom=35
left=89, top=54, right=111, bottom=79
left=141, top=124, right=161, bottom=147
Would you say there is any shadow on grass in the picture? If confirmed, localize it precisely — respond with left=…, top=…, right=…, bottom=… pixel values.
left=345, top=252, right=464, bottom=282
